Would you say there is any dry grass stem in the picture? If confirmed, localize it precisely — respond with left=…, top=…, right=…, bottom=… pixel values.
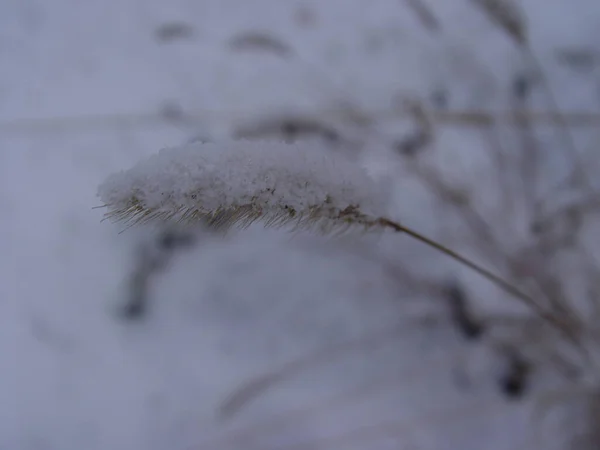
left=469, top=0, right=527, bottom=45
left=404, top=0, right=442, bottom=33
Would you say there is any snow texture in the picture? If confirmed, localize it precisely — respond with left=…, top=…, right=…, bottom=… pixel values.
left=99, top=140, right=387, bottom=229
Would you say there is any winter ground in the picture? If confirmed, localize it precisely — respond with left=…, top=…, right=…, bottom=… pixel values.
left=1, top=0, right=600, bottom=449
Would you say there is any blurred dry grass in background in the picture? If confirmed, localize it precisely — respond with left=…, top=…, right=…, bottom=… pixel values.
left=5, top=0, right=600, bottom=447
left=209, top=2, right=600, bottom=448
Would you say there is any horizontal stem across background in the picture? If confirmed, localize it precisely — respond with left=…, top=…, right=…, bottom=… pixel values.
left=1, top=109, right=600, bottom=134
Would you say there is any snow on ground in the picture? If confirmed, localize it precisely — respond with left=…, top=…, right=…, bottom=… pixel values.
left=1, top=0, right=599, bottom=449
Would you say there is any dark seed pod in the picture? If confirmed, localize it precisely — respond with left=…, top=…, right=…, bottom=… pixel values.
left=512, top=73, right=532, bottom=100
left=445, top=281, right=485, bottom=340
left=499, top=351, right=530, bottom=399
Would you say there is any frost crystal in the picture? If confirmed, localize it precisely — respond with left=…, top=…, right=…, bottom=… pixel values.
left=98, top=140, right=388, bottom=232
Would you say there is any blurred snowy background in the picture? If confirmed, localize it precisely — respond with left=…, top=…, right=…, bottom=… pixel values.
left=2, top=0, right=600, bottom=449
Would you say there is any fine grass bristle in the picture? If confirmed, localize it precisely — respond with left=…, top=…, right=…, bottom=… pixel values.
left=102, top=195, right=382, bottom=236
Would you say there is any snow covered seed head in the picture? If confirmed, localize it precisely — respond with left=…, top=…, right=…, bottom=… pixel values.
left=98, top=141, right=551, bottom=322
left=98, top=140, right=388, bottom=233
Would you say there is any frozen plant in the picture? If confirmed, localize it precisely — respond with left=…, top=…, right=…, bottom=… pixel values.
left=98, top=139, right=559, bottom=326
left=98, top=140, right=386, bottom=233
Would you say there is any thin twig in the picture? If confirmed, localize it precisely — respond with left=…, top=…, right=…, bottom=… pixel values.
left=1, top=110, right=600, bottom=134
left=218, top=322, right=425, bottom=419
left=526, top=48, right=596, bottom=195
left=377, top=217, right=583, bottom=350
left=404, top=0, right=442, bottom=33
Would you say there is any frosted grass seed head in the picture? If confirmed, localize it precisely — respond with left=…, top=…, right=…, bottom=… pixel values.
left=99, top=139, right=581, bottom=346
left=98, top=140, right=388, bottom=234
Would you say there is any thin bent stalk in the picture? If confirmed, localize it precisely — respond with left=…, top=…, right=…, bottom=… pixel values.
left=107, top=193, right=580, bottom=347
left=376, top=217, right=582, bottom=349
left=218, top=215, right=587, bottom=421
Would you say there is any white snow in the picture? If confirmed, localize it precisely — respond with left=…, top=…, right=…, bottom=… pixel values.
left=98, top=140, right=387, bottom=228
left=1, top=0, right=600, bottom=449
